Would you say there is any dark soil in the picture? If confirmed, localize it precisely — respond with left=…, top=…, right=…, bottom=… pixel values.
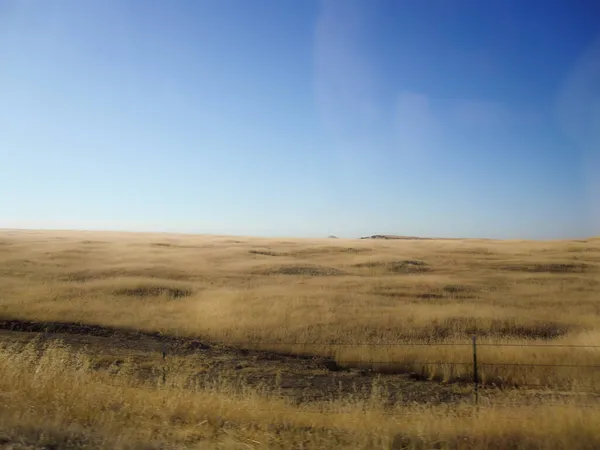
left=3, top=319, right=594, bottom=408
left=0, top=319, right=467, bottom=407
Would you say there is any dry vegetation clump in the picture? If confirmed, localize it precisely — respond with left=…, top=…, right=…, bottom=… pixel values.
left=249, top=249, right=289, bottom=257
left=256, top=264, right=348, bottom=276
left=500, top=262, right=591, bottom=273
left=111, top=279, right=194, bottom=299
left=292, top=246, right=371, bottom=255
left=353, top=259, right=430, bottom=273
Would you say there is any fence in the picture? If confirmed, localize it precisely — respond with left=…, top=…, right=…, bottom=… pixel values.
left=158, top=337, right=600, bottom=408
left=6, top=318, right=597, bottom=409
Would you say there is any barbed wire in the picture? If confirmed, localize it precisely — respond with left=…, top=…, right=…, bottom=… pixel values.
left=493, top=383, right=600, bottom=389
left=479, top=362, right=600, bottom=368
left=482, top=402, right=600, bottom=408
left=230, top=342, right=600, bottom=348
left=477, top=343, right=600, bottom=348
left=359, top=361, right=600, bottom=368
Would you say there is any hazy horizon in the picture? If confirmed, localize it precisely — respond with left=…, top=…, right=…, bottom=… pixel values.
left=2, top=0, right=599, bottom=240
left=3, top=227, right=599, bottom=243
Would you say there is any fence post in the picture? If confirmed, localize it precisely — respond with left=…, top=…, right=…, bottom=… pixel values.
left=472, top=335, right=478, bottom=405
left=161, top=341, right=167, bottom=386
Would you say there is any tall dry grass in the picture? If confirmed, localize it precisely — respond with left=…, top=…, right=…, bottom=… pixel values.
left=1, top=229, right=600, bottom=386
left=2, top=339, right=600, bottom=449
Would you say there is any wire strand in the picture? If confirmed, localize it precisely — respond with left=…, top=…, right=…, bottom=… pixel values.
left=228, top=342, right=600, bottom=348
left=356, top=361, right=600, bottom=368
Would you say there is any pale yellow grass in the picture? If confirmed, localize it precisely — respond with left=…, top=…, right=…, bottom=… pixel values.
left=2, top=339, right=600, bottom=449
left=1, top=229, right=600, bottom=386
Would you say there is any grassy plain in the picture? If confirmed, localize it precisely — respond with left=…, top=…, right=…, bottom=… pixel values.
left=1, top=229, right=600, bottom=448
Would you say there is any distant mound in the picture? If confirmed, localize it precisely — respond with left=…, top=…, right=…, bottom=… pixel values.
left=327, top=235, right=339, bottom=239
left=360, top=235, right=432, bottom=240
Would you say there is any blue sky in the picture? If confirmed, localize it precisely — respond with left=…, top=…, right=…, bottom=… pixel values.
left=1, top=0, right=599, bottom=239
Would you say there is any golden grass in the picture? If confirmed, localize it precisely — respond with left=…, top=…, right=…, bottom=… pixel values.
left=3, top=230, right=600, bottom=447
left=2, top=339, right=600, bottom=449
left=2, top=230, right=600, bottom=386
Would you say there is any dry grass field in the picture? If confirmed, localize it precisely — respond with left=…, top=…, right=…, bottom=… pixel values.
left=2, top=229, right=600, bottom=449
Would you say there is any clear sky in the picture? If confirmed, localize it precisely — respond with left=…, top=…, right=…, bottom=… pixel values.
left=1, top=0, right=599, bottom=239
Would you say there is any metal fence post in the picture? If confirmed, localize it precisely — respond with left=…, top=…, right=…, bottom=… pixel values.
left=161, top=341, right=167, bottom=386
left=472, top=335, right=479, bottom=405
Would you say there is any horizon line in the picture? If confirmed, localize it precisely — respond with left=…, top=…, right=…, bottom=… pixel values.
left=1, top=227, right=597, bottom=243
